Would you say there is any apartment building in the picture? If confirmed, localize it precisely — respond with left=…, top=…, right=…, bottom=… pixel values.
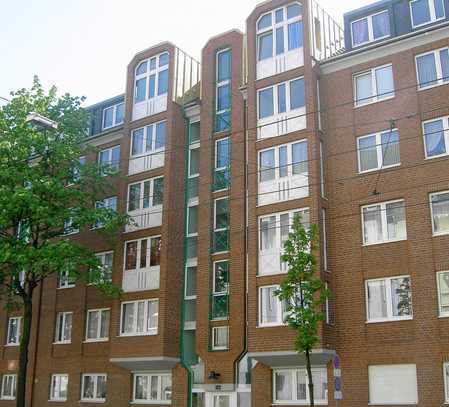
left=1, top=0, right=449, bottom=406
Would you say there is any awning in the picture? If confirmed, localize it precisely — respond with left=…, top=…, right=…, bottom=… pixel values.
left=247, top=349, right=335, bottom=368
left=110, top=356, right=180, bottom=371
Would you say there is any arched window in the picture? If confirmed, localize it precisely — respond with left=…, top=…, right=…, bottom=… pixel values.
left=134, top=52, right=169, bottom=104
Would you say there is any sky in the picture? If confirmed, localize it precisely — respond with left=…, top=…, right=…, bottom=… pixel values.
left=0, top=0, right=375, bottom=106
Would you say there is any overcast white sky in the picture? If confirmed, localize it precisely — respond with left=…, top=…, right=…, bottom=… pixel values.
left=0, top=0, right=375, bottom=106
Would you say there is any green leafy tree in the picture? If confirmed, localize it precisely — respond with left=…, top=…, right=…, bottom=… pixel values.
left=0, top=77, right=128, bottom=407
left=275, top=214, right=329, bottom=407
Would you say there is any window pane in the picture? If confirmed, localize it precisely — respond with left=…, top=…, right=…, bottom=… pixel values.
left=161, top=376, right=172, bottom=400
left=125, top=241, right=138, bottom=270
left=115, top=103, right=124, bottom=124
left=355, top=72, right=373, bottom=105
left=275, top=372, right=292, bottom=401
left=391, top=277, right=412, bottom=317
left=150, top=376, right=158, bottom=399
left=159, top=52, right=169, bottom=67
left=128, top=184, right=141, bottom=211
left=150, top=237, right=161, bottom=267
left=87, top=311, right=99, bottom=339
left=158, top=70, right=169, bottom=95
left=363, top=205, right=383, bottom=244
left=142, top=181, right=150, bottom=209
left=352, top=18, right=369, bottom=45
left=297, top=371, right=307, bottom=401
left=289, top=78, right=305, bottom=110
left=63, top=313, right=72, bottom=341
left=260, top=216, right=276, bottom=250
left=381, top=130, right=400, bottom=167
left=276, top=27, right=284, bottom=55
left=287, top=3, right=302, bottom=18
left=279, top=146, right=288, bottom=177
left=258, top=13, right=272, bottom=30
left=136, top=61, right=147, bottom=75
left=217, top=84, right=231, bottom=111
left=376, top=65, right=394, bottom=99
left=411, top=0, right=431, bottom=26
left=259, top=149, right=275, bottom=182
left=432, top=192, right=449, bottom=234
left=135, top=376, right=148, bottom=400
left=135, top=78, right=146, bottom=102
left=216, top=138, right=230, bottom=168
left=372, top=11, right=390, bottom=39
left=359, top=135, right=378, bottom=171
left=312, top=370, right=327, bottom=401
left=258, top=32, right=273, bottom=61
left=367, top=280, right=388, bottom=319
left=440, top=49, right=449, bottom=82
left=97, top=376, right=106, bottom=399
left=185, top=266, right=197, bottom=297
left=150, top=57, right=157, bottom=70
left=259, top=87, right=274, bottom=119
left=155, top=121, right=166, bottom=149
left=103, top=108, right=113, bottom=128
left=149, top=74, right=156, bottom=98
left=148, top=300, right=159, bottom=329
left=386, top=201, right=406, bottom=240
left=435, top=0, right=445, bottom=18
left=275, top=9, right=284, bottom=23
left=100, top=310, right=110, bottom=338
left=288, top=21, right=303, bottom=50
left=280, top=213, right=290, bottom=245
left=424, top=119, right=446, bottom=157
left=83, top=376, right=94, bottom=399
left=214, top=262, right=229, bottom=293
left=153, top=178, right=164, bottom=206
left=439, top=272, right=449, bottom=314
left=188, top=206, right=198, bottom=235
left=261, top=286, right=278, bottom=324
left=292, top=141, right=308, bottom=175
left=417, top=53, right=437, bottom=88
left=215, top=199, right=229, bottom=229
left=217, top=50, right=231, bottom=82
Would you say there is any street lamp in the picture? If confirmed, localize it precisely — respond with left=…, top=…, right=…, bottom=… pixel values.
left=25, top=112, right=58, bottom=130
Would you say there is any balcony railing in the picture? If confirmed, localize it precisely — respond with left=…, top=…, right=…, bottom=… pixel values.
left=257, top=109, right=307, bottom=140
left=213, top=168, right=230, bottom=191
left=211, top=294, right=229, bottom=319
left=258, top=173, right=309, bottom=206
left=212, top=229, right=229, bottom=253
left=259, top=249, right=288, bottom=276
left=126, top=208, right=162, bottom=232
left=128, top=150, right=165, bottom=175
left=122, top=266, right=160, bottom=292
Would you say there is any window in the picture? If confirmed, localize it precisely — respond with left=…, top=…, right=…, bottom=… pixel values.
left=1, top=375, right=16, bottom=400
left=365, top=276, right=412, bottom=322
left=125, top=236, right=161, bottom=271
left=93, top=196, right=117, bottom=230
left=273, top=368, right=327, bottom=404
left=6, top=317, right=21, bottom=345
left=351, top=10, right=390, bottom=47
left=134, top=52, right=169, bottom=103
left=437, top=271, right=449, bottom=316
left=102, top=102, right=124, bottom=130
left=63, top=212, right=79, bottom=235
left=120, top=299, right=159, bottom=336
left=212, top=261, right=229, bottom=319
left=98, top=145, right=120, bottom=175
left=70, top=156, right=86, bottom=184
left=410, top=0, right=445, bottom=28
left=133, top=373, right=171, bottom=402
left=92, top=251, right=113, bottom=284
left=322, top=209, right=328, bottom=272
left=259, top=285, right=286, bottom=326
left=257, top=3, right=303, bottom=61
left=258, top=77, right=305, bottom=120
left=259, top=208, right=310, bottom=275
left=368, top=364, right=418, bottom=404
left=212, top=326, right=229, bottom=350
left=416, top=47, right=449, bottom=89
left=357, top=129, right=400, bottom=172
left=354, top=64, right=394, bottom=107
left=54, top=312, right=72, bottom=343
left=50, top=374, right=68, bottom=401
left=423, top=115, right=449, bottom=158
left=81, top=374, right=107, bottom=402
left=58, top=268, right=76, bottom=289
left=128, top=177, right=164, bottom=212
left=361, top=200, right=406, bottom=245
left=213, top=197, right=229, bottom=253
left=85, top=309, right=110, bottom=342
left=430, top=191, right=449, bottom=235
left=215, top=49, right=231, bottom=132
left=185, top=266, right=197, bottom=299
left=214, top=137, right=230, bottom=191
left=319, top=141, right=325, bottom=196
left=131, top=121, right=166, bottom=157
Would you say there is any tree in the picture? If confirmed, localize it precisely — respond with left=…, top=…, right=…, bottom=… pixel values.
left=275, top=214, right=329, bottom=407
left=0, top=77, right=128, bottom=407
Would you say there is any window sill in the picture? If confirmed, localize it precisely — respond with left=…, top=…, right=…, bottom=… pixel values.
left=80, top=399, right=106, bottom=403
left=118, top=332, right=157, bottom=338
left=358, top=163, right=401, bottom=175
left=352, top=34, right=391, bottom=49
left=432, top=231, right=449, bottom=237
left=211, top=347, right=229, bottom=351
left=257, top=323, right=288, bottom=328
left=83, top=338, right=109, bottom=343
left=53, top=341, right=72, bottom=345
left=418, top=80, right=449, bottom=92
left=257, top=271, right=287, bottom=277
left=4, top=343, right=19, bottom=347
left=354, top=95, right=395, bottom=109
left=412, top=17, right=446, bottom=30
left=362, top=237, right=407, bottom=247
left=130, top=401, right=171, bottom=405
left=0, top=397, right=16, bottom=401
left=57, top=286, right=75, bottom=290
left=272, top=401, right=327, bottom=406
left=424, top=152, right=449, bottom=160
left=366, top=316, right=413, bottom=324
left=368, top=403, right=417, bottom=405
left=48, top=399, right=68, bottom=403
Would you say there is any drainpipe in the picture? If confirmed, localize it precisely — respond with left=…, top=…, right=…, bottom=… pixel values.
left=29, top=280, right=43, bottom=405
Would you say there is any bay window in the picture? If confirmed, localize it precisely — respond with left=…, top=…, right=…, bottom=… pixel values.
left=416, top=47, right=449, bottom=89
left=256, top=2, right=304, bottom=79
left=361, top=199, right=406, bottom=245
left=120, top=299, right=159, bottom=336
left=1, top=375, right=16, bottom=400
left=259, top=208, right=309, bottom=275
left=6, top=317, right=21, bottom=345
left=430, top=191, right=449, bottom=235
left=54, top=312, right=72, bottom=344
left=351, top=10, right=390, bottom=47
left=133, top=373, right=171, bottom=403
left=423, top=115, right=449, bottom=158
left=212, top=261, right=229, bottom=319
left=85, top=309, right=110, bottom=342
left=436, top=271, right=449, bottom=316
left=99, top=145, right=120, bottom=175
left=365, top=276, right=413, bottom=322
left=50, top=374, right=68, bottom=401
left=216, top=48, right=231, bottom=132
left=102, top=102, right=124, bottom=130
left=354, top=64, right=394, bottom=107
left=81, top=374, right=107, bottom=402
left=273, top=368, right=327, bottom=404
left=357, top=129, right=400, bottom=172
left=410, top=0, right=445, bottom=28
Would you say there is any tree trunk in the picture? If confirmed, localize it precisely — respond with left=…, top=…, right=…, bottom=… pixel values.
left=16, top=296, right=32, bottom=407
left=305, top=348, right=314, bottom=407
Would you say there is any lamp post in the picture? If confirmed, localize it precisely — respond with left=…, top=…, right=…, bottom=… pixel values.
left=25, top=112, right=58, bottom=130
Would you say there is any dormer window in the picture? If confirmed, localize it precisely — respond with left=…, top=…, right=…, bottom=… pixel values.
left=256, top=2, right=304, bottom=79
left=410, top=0, right=445, bottom=28
left=102, top=102, right=124, bottom=130
left=351, top=10, right=390, bottom=47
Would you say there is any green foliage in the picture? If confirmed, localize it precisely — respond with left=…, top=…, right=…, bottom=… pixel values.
left=275, top=214, right=329, bottom=354
left=0, top=76, right=128, bottom=305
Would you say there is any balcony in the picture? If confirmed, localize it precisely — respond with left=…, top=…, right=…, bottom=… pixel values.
left=122, top=266, right=160, bottom=292
left=257, top=49, right=304, bottom=80
left=258, top=109, right=306, bottom=140
left=128, top=151, right=165, bottom=175
left=258, top=173, right=308, bottom=206
left=133, top=94, right=168, bottom=122
left=126, top=208, right=162, bottom=232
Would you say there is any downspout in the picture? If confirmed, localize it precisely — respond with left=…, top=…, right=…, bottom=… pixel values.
left=29, top=280, right=43, bottom=405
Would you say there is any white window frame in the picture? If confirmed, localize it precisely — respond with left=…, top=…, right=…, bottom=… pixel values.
left=127, top=176, right=164, bottom=213
left=319, top=141, right=325, bottom=197
left=416, top=47, right=449, bottom=90
left=215, top=48, right=231, bottom=131
left=85, top=308, right=110, bottom=342
left=361, top=199, right=407, bottom=246
left=444, top=363, right=449, bottom=403
left=258, top=285, right=286, bottom=327
left=91, top=251, right=114, bottom=284
left=124, top=236, right=161, bottom=272
left=6, top=317, right=21, bottom=346
left=63, top=213, right=79, bottom=236
left=1, top=375, right=16, bottom=400
left=130, top=120, right=167, bottom=158
left=436, top=271, right=449, bottom=317
left=98, top=145, right=120, bottom=175
left=102, top=102, right=124, bottom=130
left=119, top=299, right=159, bottom=337
left=321, top=208, right=328, bottom=272
left=212, top=326, right=229, bottom=350
left=214, top=197, right=229, bottom=233
left=134, top=51, right=170, bottom=104
left=184, top=264, right=197, bottom=301
left=272, top=367, right=328, bottom=404
left=132, top=373, right=172, bottom=404
left=80, top=373, right=107, bottom=403
left=410, top=0, right=446, bottom=28
left=357, top=129, right=401, bottom=173
left=54, top=311, right=73, bottom=344
left=351, top=10, right=391, bottom=48
left=50, top=374, right=68, bottom=401
left=57, top=268, right=76, bottom=289
left=422, top=115, right=449, bottom=159
left=353, top=64, right=395, bottom=107
left=92, top=196, right=117, bottom=230
left=215, top=137, right=230, bottom=172
left=365, top=275, right=413, bottom=323
left=430, top=190, right=449, bottom=236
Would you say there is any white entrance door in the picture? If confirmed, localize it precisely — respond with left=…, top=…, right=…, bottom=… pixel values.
left=206, top=392, right=237, bottom=407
